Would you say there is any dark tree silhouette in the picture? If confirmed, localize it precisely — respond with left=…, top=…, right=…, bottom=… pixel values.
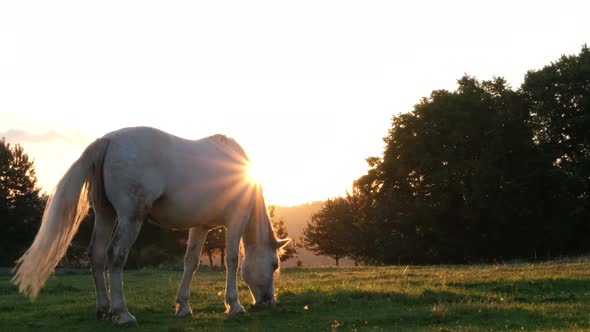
left=523, top=45, right=590, bottom=253
left=268, top=206, right=298, bottom=262
left=0, top=139, right=46, bottom=266
left=354, top=74, right=572, bottom=264
left=301, top=197, right=357, bottom=266
left=202, top=227, right=225, bottom=267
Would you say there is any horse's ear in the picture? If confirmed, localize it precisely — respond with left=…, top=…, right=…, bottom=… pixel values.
left=274, top=238, right=291, bottom=249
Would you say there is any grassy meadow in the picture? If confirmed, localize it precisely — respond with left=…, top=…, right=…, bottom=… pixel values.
left=2, top=259, right=590, bottom=331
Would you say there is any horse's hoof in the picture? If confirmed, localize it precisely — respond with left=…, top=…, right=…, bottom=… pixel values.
left=96, top=307, right=111, bottom=320
left=112, top=311, right=137, bottom=326
left=226, top=304, right=245, bottom=316
left=175, top=306, right=193, bottom=318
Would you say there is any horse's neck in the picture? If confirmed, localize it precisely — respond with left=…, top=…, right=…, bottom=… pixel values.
left=243, top=201, right=273, bottom=247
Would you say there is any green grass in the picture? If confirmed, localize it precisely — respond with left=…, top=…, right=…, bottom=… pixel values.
left=2, top=259, right=590, bottom=331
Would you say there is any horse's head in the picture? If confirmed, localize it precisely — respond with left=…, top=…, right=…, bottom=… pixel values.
left=241, top=237, right=290, bottom=306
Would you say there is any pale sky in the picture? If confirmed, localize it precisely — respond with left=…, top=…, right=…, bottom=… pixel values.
left=1, top=1, right=588, bottom=206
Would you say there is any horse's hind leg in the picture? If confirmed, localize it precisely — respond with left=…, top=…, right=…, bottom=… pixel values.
left=175, top=226, right=209, bottom=317
left=107, top=214, right=144, bottom=325
left=88, top=206, right=116, bottom=320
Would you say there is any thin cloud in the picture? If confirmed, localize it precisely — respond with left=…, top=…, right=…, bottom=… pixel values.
left=0, top=129, right=90, bottom=145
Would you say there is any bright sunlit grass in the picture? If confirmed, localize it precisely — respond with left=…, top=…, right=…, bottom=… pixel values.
left=3, top=259, right=590, bottom=331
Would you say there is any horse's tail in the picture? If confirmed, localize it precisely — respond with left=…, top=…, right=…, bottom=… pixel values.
left=12, top=138, right=110, bottom=300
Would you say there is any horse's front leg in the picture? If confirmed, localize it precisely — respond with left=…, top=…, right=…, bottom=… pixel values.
left=175, top=226, right=208, bottom=317
left=224, top=225, right=245, bottom=315
left=107, top=215, right=144, bottom=325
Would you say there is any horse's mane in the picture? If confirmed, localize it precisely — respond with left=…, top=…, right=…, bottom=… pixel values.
left=243, top=185, right=278, bottom=247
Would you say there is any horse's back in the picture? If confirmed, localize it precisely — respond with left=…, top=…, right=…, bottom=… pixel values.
left=101, top=127, right=175, bottom=210
left=100, top=127, right=251, bottom=229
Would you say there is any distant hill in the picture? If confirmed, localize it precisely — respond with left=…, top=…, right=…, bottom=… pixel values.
left=273, top=201, right=354, bottom=267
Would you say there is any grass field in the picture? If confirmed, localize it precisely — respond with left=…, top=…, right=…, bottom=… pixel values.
left=2, top=259, right=590, bottom=331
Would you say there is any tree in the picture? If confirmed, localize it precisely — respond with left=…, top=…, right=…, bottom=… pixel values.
left=522, top=45, right=590, bottom=253
left=202, top=227, right=225, bottom=267
left=301, top=197, right=358, bottom=266
left=343, top=188, right=372, bottom=264
left=356, top=76, right=563, bottom=264
left=0, top=139, right=46, bottom=266
left=268, top=206, right=298, bottom=262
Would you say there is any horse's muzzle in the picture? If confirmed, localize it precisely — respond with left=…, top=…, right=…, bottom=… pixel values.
left=257, top=294, right=276, bottom=306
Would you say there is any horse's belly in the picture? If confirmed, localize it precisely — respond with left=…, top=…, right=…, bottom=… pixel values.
left=149, top=194, right=224, bottom=230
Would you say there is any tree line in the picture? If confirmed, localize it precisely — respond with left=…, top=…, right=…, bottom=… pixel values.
left=302, top=46, right=590, bottom=265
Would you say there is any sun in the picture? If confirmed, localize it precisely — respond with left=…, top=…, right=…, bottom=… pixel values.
left=246, top=160, right=264, bottom=185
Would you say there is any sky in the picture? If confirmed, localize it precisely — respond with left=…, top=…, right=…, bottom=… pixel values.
left=1, top=1, right=588, bottom=206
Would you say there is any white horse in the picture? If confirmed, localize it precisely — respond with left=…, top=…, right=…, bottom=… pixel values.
left=12, top=127, right=289, bottom=325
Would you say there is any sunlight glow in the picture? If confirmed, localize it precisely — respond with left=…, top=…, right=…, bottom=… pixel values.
left=246, top=161, right=264, bottom=185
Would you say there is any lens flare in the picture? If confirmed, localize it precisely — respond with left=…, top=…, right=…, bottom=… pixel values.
left=247, top=161, right=263, bottom=185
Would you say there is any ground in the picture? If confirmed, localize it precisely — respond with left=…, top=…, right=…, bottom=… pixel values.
left=2, top=259, right=590, bottom=331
